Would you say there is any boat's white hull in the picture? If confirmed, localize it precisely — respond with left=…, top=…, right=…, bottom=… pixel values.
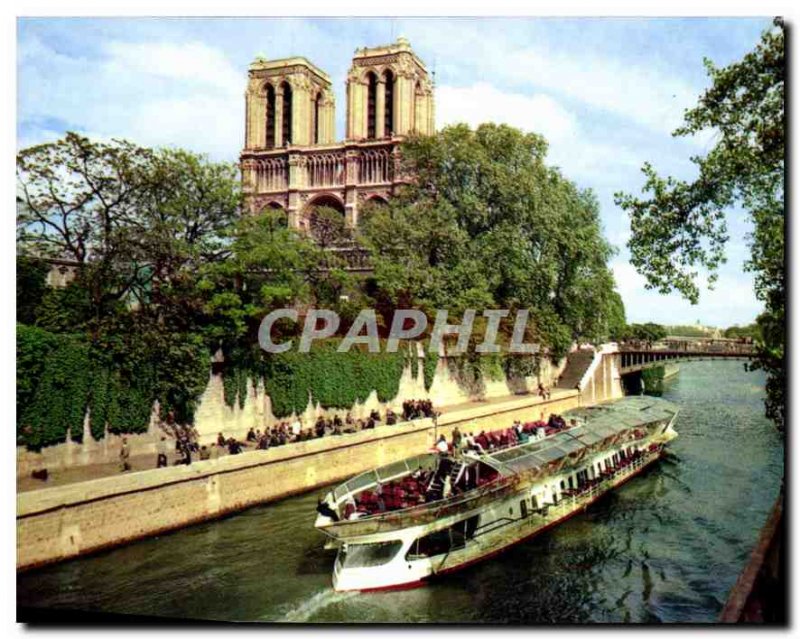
left=330, top=439, right=671, bottom=592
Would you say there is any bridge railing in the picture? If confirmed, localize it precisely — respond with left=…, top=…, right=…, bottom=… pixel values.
left=618, top=339, right=757, bottom=356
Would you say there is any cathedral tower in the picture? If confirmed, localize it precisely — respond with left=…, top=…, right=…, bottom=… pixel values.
left=244, top=55, right=335, bottom=150
left=241, top=38, right=436, bottom=236
left=346, top=36, right=435, bottom=141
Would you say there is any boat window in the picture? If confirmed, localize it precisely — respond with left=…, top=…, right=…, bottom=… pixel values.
left=340, top=540, right=403, bottom=568
left=520, top=499, right=528, bottom=518
left=465, top=514, right=479, bottom=539
left=376, top=459, right=410, bottom=483
left=346, top=470, right=378, bottom=496
left=407, top=517, right=477, bottom=559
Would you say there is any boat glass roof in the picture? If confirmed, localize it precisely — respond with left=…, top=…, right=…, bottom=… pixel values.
left=483, top=396, right=679, bottom=476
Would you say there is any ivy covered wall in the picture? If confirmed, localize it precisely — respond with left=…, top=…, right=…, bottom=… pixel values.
left=16, top=324, right=208, bottom=451
left=17, top=325, right=551, bottom=450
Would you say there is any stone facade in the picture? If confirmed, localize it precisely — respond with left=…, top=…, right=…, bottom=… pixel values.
left=240, top=37, right=435, bottom=230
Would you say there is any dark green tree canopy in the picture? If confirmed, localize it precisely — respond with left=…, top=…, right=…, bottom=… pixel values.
left=359, top=123, right=623, bottom=355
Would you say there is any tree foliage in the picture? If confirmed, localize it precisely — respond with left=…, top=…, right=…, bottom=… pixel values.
left=15, top=134, right=241, bottom=447
left=615, top=20, right=784, bottom=428
left=359, top=123, right=622, bottom=353
left=723, top=322, right=761, bottom=340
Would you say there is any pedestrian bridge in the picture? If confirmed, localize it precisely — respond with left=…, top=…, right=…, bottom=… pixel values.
left=618, top=339, right=756, bottom=374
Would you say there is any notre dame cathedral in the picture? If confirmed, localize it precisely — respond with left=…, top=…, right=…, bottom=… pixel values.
left=240, top=37, right=435, bottom=231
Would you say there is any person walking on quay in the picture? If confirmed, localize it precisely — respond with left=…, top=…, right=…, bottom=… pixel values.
left=120, top=437, right=131, bottom=472
left=156, top=436, right=168, bottom=468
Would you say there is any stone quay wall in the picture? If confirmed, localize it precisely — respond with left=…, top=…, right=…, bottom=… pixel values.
left=17, top=391, right=581, bottom=572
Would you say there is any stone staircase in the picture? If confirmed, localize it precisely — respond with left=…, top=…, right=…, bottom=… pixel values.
left=556, top=349, right=596, bottom=390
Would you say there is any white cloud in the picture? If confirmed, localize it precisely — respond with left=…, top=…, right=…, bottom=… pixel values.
left=103, top=41, right=241, bottom=94
left=405, top=20, right=705, bottom=139
left=18, top=37, right=243, bottom=160
left=502, top=46, right=699, bottom=136
left=436, top=82, right=578, bottom=142
left=611, top=260, right=763, bottom=327
left=435, top=81, right=645, bottom=185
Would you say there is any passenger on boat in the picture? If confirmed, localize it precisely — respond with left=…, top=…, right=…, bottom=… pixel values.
left=442, top=475, right=453, bottom=498
left=246, top=427, right=257, bottom=442
left=316, top=498, right=340, bottom=523
left=464, top=432, right=483, bottom=454
left=451, top=426, right=463, bottom=451
left=435, top=434, right=449, bottom=455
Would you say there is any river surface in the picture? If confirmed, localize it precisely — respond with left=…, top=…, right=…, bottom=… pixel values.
left=18, top=361, right=784, bottom=623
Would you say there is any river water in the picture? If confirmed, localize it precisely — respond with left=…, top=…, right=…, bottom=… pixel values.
left=18, top=361, right=784, bottom=623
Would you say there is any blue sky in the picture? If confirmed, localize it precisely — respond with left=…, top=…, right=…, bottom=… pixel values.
left=17, top=17, right=773, bottom=327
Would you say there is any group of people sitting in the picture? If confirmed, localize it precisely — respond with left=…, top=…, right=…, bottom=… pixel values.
left=449, top=413, right=573, bottom=456
left=312, top=409, right=386, bottom=438
left=340, top=462, right=501, bottom=519
left=147, top=400, right=438, bottom=471
left=221, top=407, right=408, bottom=456
left=156, top=420, right=212, bottom=467
left=402, top=399, right=437, bottom=421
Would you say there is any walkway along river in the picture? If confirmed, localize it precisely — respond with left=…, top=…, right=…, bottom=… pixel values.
left=17, top=361, right=783, bottom=623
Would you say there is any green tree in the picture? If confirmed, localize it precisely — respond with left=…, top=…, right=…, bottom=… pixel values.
left=615, top=20, right=784, bottom=428
left=724, top=322, right=761, bottom=340
left=16, top=254, right=49, bottom=325
left=358, top=123, right=620, bottom=356
left=606, top=291, right=628, bottom=341
left=16, top=133, right=243, bottom=442
left=627, top=323, right=667, bottom=342
left=17, top=133, right=155, bottom=318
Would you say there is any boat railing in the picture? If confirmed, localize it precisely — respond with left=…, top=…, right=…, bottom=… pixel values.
left=325, top=475, right=517, bottom=536
left=551, top=448, right=655, bottom=514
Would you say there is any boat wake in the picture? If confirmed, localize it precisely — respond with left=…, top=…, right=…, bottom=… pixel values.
left=280, top=588, right=358, bottom=623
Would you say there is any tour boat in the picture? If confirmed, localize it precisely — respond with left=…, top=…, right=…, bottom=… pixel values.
left=314, top=396, right=679, bottom=592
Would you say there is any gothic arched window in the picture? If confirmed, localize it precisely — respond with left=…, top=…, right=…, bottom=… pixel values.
left=265, top=84, right=276, bottom=149
left=313, top=92, right=322, bottom=144
left=281, top=81, right=293, bottom=146
left=366, top=72, right=378, bottom=139
left=383, top=69, right=395, bottom=136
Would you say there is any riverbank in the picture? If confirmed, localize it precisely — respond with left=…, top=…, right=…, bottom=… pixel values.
left=17, top=361, right=782, bottom=622
left=17, top=389, right=580, bottom=571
